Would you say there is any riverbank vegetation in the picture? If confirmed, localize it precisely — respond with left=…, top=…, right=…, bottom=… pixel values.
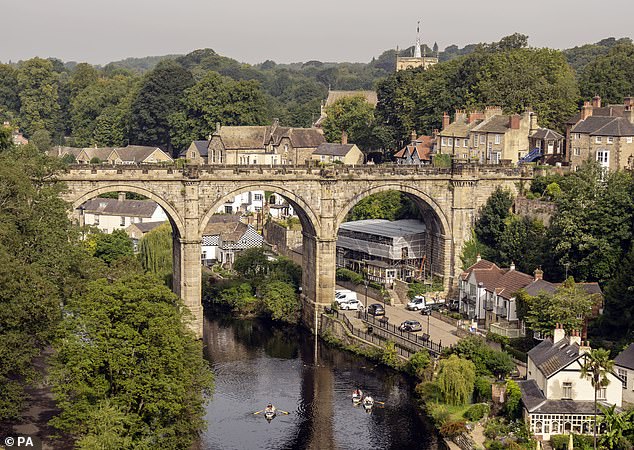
left=0, top=138, right=213, bottom=446
left=203, top=247, right=302, bottom=324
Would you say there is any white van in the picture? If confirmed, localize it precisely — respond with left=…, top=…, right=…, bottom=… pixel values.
left=339, top=298, right=360, bottom=310
left=335, top=291, right=358, bottom=305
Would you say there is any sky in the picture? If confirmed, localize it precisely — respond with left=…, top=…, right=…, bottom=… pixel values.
left=1, top=0, right=633, bottom=65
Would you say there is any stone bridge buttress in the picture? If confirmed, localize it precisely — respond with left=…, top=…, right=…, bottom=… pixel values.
left=58, top=164, right=532, bottom=336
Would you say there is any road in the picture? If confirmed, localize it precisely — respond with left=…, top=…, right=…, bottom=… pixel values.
left=337, top=286, right=461, bottom=347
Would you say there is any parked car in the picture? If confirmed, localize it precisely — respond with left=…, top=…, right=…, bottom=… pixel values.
left=339, top=298, right=360, bottom=310
left=399, top=320, right=422, bottom=332
left=447, top=300, right=460, bottom=312
left=335, top=291, right=358, bottom=305
left=420, top=305, right=432, bottom=315
left=367, top=303, right=385, bottom=316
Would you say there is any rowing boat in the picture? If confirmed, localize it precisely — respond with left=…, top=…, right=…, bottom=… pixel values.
left=352, top=389, right=363, bottom=403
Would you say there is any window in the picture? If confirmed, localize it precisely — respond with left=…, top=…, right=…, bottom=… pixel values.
left=562, top=382, right=572, bottom=399
left=573, top=133, right=580, bottom=140
left=627, top=137, right=633, bottom=144
left=254, top=194, right=263, bottom=201
left=255, top=206, right=262, bottom=212
left=618, top=368, right=628, bottom=389
left=201, top=251, right=207, bottom=262
left=495, top=134, right=501, bottom=144
left=596, top=150, right=610, bottom=168
left=607, top=136, right=614, bottom=144
left=474, top=135, right=479, bottom=147
left=191, top=152, right=196, bottom=158
left=94, top=214, right=100, bottom=225
left=224, top=206, right=233, bottom=214
left=574, top=147, right=580, bottom=156
left=595, top=136, right=602, bottom=143
left=441, top=137, right=447, bottom=146
left=448, top=138, right=453, bottom=147
left=598, top=387, right=607, bottom=400
left=120, top=216, right=126, bottom=226
left=464, top=139, right=468, bottom=147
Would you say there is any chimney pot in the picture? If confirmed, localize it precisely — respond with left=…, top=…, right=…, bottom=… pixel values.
left=118, top=192, right=126, bottom=202
left=534, top=267, right=544, bottom=280
left=476, top=253, right=481, bottom=262
left=509, top=262, right=515, bottom=271
left=215, top=122, right=221, bottom=133
left=592, top=96, right=601, bottom=108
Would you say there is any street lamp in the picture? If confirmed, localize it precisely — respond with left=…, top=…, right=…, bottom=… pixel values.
left=364, top=278, right=369, bottom=319
left=427, top=312, right=430, bottom=334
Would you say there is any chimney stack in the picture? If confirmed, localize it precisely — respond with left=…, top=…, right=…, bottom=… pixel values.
left=534, top=267, right=543, bottom=281
left=509, top=262, right=515, bottom=271
left=509, top=114, right=521, bottom=130
left=553, top=323, right=565, bottom=344
left=624, top=97, right=634, bottom=124
left=468, top=111, right=485, bottom=124
left=442, top=112, right=450, bottom=130
left=569, top=329, right=581, bottom=346
left=455, top=109, right=467, bottom=123
left=579, top=340, right=592, bottom=355
left=411, top=130, right=417, bottom=142
left=476, top=253, right=481, bottom=262
left=215, top=122, right=221, bottom=134
left=118, top=192, right=126, bottom=202
left=592, top=95, right=602, bottom=108
left=341, top=130, right=348, bottom=145
left=484, top=106, right=503, bottom=120
left=581, top=102, right=593, bottom=121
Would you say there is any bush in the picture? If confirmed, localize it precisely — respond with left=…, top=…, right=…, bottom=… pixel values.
left=474, top=376, right=493, bottom=402
left=335, top=267, right=363, bottom=284
left=433, top=153, right=452, bottom=169
left=504, top=380, right=522, bottom=420
left=406, top=350, right=431, bottom=379
left=484, top=418, right=510, bottom=439
left=439, top=420, right=468, bottom=438
left=463, top=403, right=490, bottom=421
left=416, top=381, right=443, bottom=403
left=550, top=434, right=594, bottom=450
left=486, top=331, right=510, bottom=346
left=484, top=441, right=507, bottom=450
left=426, top=403, right=450, bottom=427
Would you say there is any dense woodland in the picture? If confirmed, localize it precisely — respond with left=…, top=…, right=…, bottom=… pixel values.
left=1, top=35, right=634, bottom=156
left=0, top=131, right=213, bottom=447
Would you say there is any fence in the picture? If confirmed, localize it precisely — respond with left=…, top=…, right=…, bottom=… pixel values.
left=328, top=309, right=447, bottom=357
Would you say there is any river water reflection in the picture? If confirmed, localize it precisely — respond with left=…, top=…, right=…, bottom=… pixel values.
left=201, top=313, right=442, bottom=450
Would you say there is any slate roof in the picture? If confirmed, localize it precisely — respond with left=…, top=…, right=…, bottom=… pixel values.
left=527, top=336, right=580, bottom=378
left=571, top=116, right=634, bottom=136
left=472, top=115, right=512, bottom=134
left=565, top=105, right=625, bottom=125
left=203, top=219, right=250, bottom=242
left=615, top=343, right=634, bottom=370
left=518, top=379, right=546, bottom=412
left=523, top=279, right=602, bottom=298
left=285, top=128, right=325, bottom=148
left=133, top=221, right=166, bottom=233
left=313, top=143, right=356, bottom=157
left=217, top=126, right=268, bottom=149
left=531, top=128, right=564, bottom=140
left=81, top=198, right=161, bottom=218
left=325, top=90, right=378, bottom=107
left=193, top=140, right=209, bottom=156
left=438, top=119, right=479, bottom=138
left=214, top=125, right=324, bottom=150
left=114, top=146, right=171, bottom=163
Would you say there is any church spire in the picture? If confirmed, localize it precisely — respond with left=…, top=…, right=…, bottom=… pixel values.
left=414, top=21, right=422, bottom=58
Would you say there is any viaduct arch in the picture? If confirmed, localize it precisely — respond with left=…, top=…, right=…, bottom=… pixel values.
left=57, top=164, right=532, bottom=336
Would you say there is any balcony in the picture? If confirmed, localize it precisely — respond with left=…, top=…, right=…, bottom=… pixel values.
left=489, top=322, right=525, bottom=338
left=495, top=306, right=508, bottom=317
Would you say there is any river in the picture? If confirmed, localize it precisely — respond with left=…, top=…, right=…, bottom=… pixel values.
left=201, top=313, right=443, bottom=450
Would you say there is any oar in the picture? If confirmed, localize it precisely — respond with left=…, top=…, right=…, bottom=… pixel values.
left=253, top=410, right=264, bottom=415
left=374, top=401, right=385, bottom=405
left=277, top=410, right=290, bottom=415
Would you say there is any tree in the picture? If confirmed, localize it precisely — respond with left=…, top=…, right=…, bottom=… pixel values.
left=601, top=247, right=634, bottom=340
left=522, top=278, right=594, bottom=337
left=129, top=60, right=194, bottom=151
left=50, top=274, right=214, bottom=448
left=138, top=222, right=173, bottom=285
left=260, top=281, right=299, bottom=323
left=448, top=336, right=514, bottom=378
left=90, top=229, right=133, bottom=265
left=17, top=58, right=61, bottom=137
left=474, top=187, right=514, bottom=250
left=322, top=95, right=375, bottom=148
left=0, top=126, right=11, bottom=152
left=234, top=247, right=271, bottom=280
left=436, top=355, right=476, bottom=405
left=0, top=64, right=20, bottom=120
left=504, top=379, right=522, bottom=420
left=579, top=349, right=614, bottom=450
left=347, top=191, right=420, bottom=221
left=579, top=41, right=634, bottom=104
left=30, top=129, right=52, bottom=152
left=597, top=404, right=634, bottom=450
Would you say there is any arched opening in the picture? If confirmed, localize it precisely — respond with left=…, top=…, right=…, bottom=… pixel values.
left=200, top=185, right=322, bottom=326
left=72, top=186, right=184, bottom=292
left=334, top=186, right=452, bottom=311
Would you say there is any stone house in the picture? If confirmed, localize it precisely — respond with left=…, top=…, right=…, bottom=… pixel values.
left=394, top=134, right=433, bottom=164
left=201, top=215, right=264, bottom=268
left=564, top=95, right=634, bottom=165
left=49, top=145, right=172, bottom=164
left=528, top=128, right=565, bottom=164
left=519, top=326, right=623, bottom=441
left=78, top=194, right=168, bottom=234
left=201, top=120, right=325, bottom=165
left=458, top=257, right=602, bottom=338
left=568, top=100, right=634, bottom=171
left=125, top=221, right=166, bottom=252
left=182, top=140, right=209, bottom=164
left=311, top=142, right=363, bottom=165
left=437, top=108, right=538, bottom=164
left=615, top=343, right=634, bottom=405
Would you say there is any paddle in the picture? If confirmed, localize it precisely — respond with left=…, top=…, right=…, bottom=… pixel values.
left=253, top=410, right=264, bottom=415
left=277, top=410, right=290, bottom=415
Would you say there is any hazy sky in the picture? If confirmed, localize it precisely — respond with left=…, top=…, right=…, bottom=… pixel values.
left=2, top=0, right=632, bottom=65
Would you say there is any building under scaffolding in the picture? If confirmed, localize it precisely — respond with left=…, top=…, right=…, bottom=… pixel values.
left=336, top=219, right=427, bottom=287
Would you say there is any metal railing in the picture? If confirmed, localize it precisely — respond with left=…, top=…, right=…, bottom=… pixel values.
left=361, top=313, right=447, bottom=356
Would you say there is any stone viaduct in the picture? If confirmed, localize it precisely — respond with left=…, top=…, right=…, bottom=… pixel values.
left=56, top=163, right=532, bottom=336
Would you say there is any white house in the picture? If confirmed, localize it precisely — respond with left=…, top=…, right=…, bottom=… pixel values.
left=79, top=194, right=167, bottom=234
left=519, top=325, right=623, bottom=441
left=201, top=215, right=264, bottom=267
left=615, top=343, right=634, bottom=405
left=217, top=191, right=265, bottom=215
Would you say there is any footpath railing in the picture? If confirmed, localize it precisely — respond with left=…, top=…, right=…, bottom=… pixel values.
left=328, top=309, right=448, bottom=358
left=361, top=313, right=447, bottom=356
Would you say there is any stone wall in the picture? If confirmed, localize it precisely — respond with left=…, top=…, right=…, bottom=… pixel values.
left=263, top=220, right=303, bottom=264
left=514, top=196, right=556, bottom=226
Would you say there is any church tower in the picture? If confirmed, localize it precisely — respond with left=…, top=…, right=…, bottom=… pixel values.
left=396, top=21, right=439, bottom=72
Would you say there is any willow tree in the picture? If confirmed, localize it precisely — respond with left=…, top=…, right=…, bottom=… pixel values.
left=138, top=222, right=173, bottom=284
left=437, top=355, right=476, bottom=405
